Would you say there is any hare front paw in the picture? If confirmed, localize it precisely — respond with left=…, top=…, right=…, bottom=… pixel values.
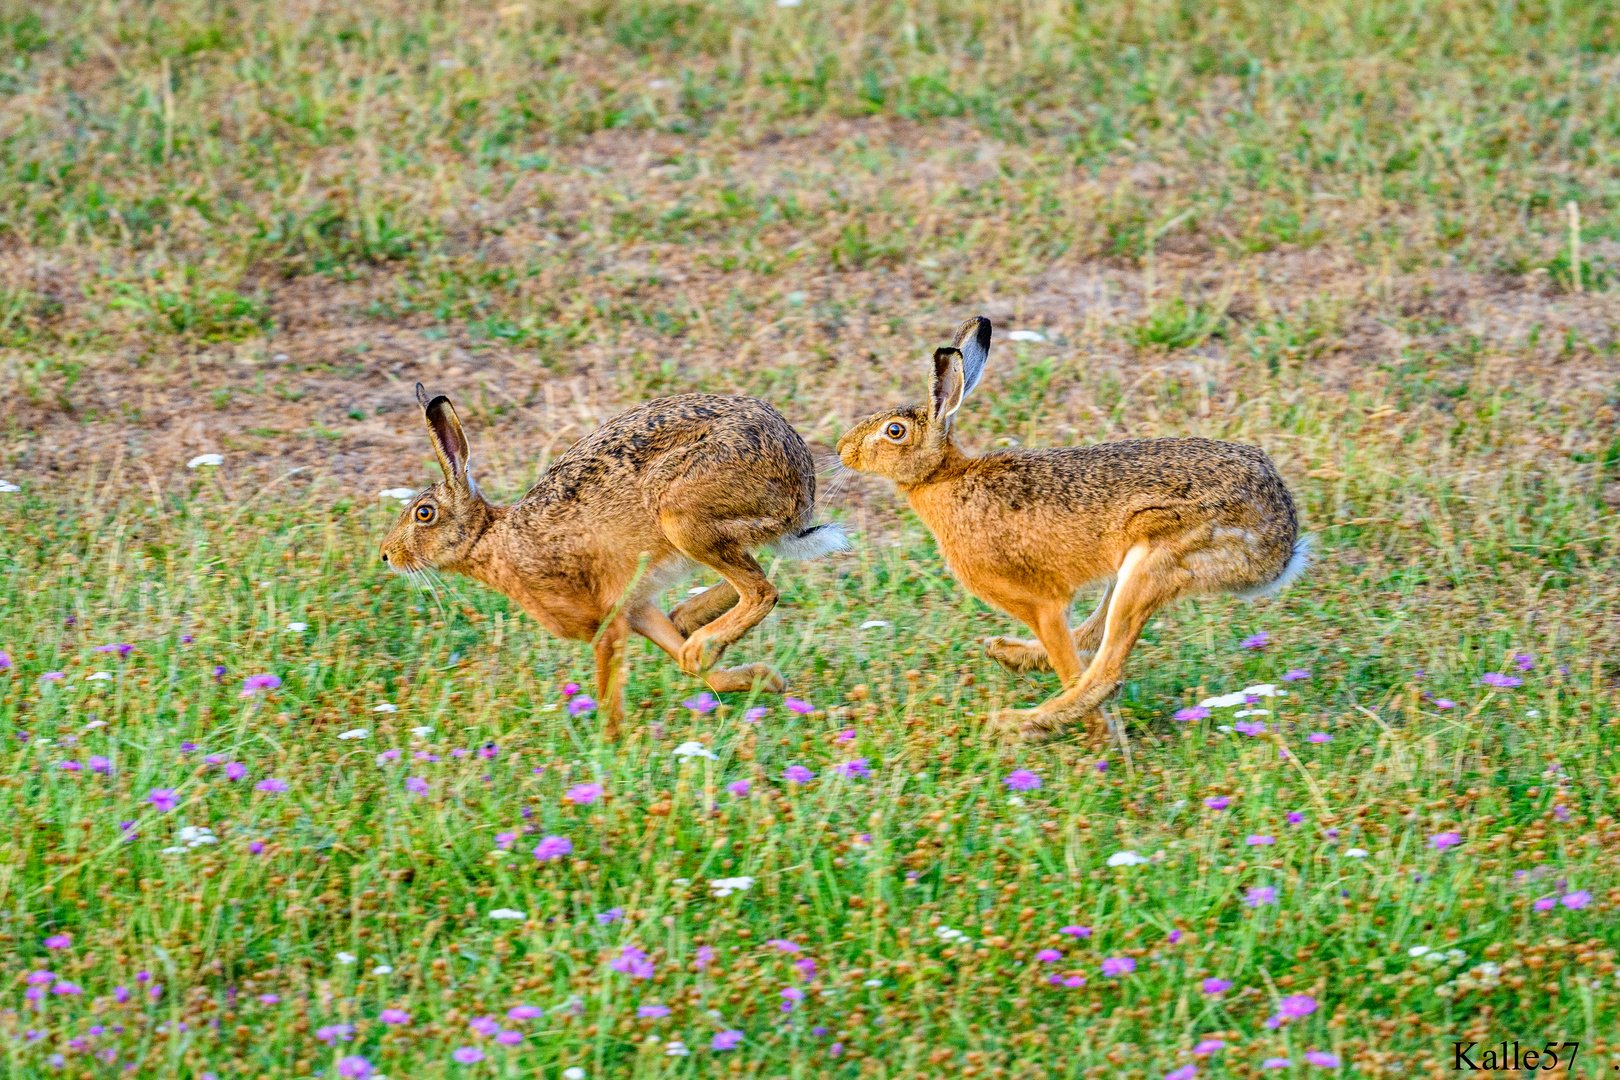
left=984, top=636, right=1053, bottom=674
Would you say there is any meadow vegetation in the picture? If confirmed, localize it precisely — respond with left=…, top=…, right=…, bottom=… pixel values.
left=2, top=0, right=1620, bottom=1077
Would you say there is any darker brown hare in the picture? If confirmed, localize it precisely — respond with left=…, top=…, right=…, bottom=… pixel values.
left=381, top=385, right=845, bottom=732
left=836, top=317, right=1309, bottom=746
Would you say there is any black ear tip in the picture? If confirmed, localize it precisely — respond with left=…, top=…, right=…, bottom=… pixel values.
left=975, top=316, right=992, bottom=347
left=415, top=383, right=431, bottom=408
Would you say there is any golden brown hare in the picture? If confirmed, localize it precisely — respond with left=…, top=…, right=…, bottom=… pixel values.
left=381, top=385, right=845, bottom=732
left=837, top=317, right=1308, bottom=745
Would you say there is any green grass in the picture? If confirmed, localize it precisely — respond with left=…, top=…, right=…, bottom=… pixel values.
left=1, top=0, right=1619, bottom=1077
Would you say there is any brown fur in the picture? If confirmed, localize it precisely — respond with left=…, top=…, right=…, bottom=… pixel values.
left=836, top=317, right=1307, bottom=746
left=381, top=385, right=838, bottom=732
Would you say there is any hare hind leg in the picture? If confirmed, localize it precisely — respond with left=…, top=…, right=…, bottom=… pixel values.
left=658, top=512, right=781, bottom=674
left=669, top=582, right=739, bottom=637
left=629, top=604, right=786, bottom=694
left=985, top=585, right=1112, bottom=675
left=1006, top=544, right=1190, bottom=746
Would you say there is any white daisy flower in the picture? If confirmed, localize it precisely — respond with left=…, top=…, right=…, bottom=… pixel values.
left=337, top=729, right=369, bottom=740
left=672, top=741, right=717, bottom=760
left=379, top=488, right=416, bottom=502
left=1107, top=850, right=1150, bottom=867
left=187, top=454, right=223, bottom=468
left=372, top=965, right=393, bottom=975
left=860, top=620, right=891, bottom=629
left=1006, top=330, right=1046, bottom=342
left=411, top=726, right=434, bottom=737
left=286, top=622, right=308, bottom=632
left=85, top=671, right=113, bottom=681
left=1345, top=848, right=1370, bottom=858
left=709, top=876, right=755, bottom=897
left=373, top=703, right=398, bottom=713
left=335, top=952, right=357, bottom=965
left=489, top=909, right=527, bottom=920
left=0, top=481, right=19, bottom=493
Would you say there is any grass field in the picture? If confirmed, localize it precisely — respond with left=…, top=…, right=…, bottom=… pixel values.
left=3, top=0, right=1620, bottom=1077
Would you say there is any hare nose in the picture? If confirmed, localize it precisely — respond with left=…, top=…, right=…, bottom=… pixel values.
left=380, top=551, right=390, bottom=565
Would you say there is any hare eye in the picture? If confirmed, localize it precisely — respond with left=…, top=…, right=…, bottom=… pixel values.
left=414, top=504, right=436, bottom=523
left=884, top=422, right=906, bottom=440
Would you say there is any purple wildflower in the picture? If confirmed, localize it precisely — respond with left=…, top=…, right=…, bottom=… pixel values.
left=767, top=938, right=801, bottom=953
left=148, top=788, right=178, bottom=812
left=1286, top=812, right=1305, bottom=824
left=562, top=681, right=580, bottom=696
left=1035, top=949, right=1061, bottom=962
left=1204, top=796, right=1230, bottom=810
left=1247, top=835, right=1276, bottom=846
left=380, top=1009, right=410, bottom=1024
left=1100, top=957, right=1135, bottom=977
left=1514, top=653, right=1533, bottom=671
left=1004, top=769, right=1041, bottom=791
left=637, top=1004, right=671, bottom=1019
left=1060, top=925, right=1091, bottom=937
left=224, top=762, right=246, bottom=780
left=1194, top=1039, right=1225, bottom=1054
left=1434, top=699, right=1456, bottom=709
left=1429, top=831, right=1461, bottom=850
left=403, top=776, right=429, bottom=796
left=567, top=695, right=596, bottom=717
left=1264, top=1059, right=1292, bottom=1070
left=256, top=778, right=288, bottom=793
left=784, top=697, right=814, bottom=714
left=833, top=758, right=871, bottom=779
left=744, top=707, right=768, bottom=722
left=682, top=692, right=719, bottom=714
left=468, top=1016, right=499, bottom=1036
left=1305, top=1052, right=1340, bottom=1068
left=1562, top=890, right=1592, bottom=910
left=1534, top=895, right=1558, bottom=912
left=695, top=945, right=716, bottom=970
left=712, top=1030, right=744, bottom=1051
left=1246, top=886, right=1277, bottom=907
left=507, top=1006, right=543, bottom=1020
left=336, top=1057, right=373, bottom=1079
left=610, top=946, right=654, bottom=980
left=596, top=907, right=625, bottom=925
left=1480, top=672, right=1521, bottom=688
left=783, top=765, right=814, bottom=784
left=1241, top=631, right=1270, bottom=649
left=1278, top=994, right=1318, bottom=1018
left=566, top=782, right=603, bottom=804
left=1282, top=669, right=1311, bottom=681
left=1307, top=732, right=1331, bottom=743
left=451, top=1047, right=484, bottom=1064
left=1168, top=1067, right=1198, bottom=1080
left=240, top=673, right=281, bottom=697
left=533, top=836, right=572, bottom=862
left=1174, top=706, right=1211, bottom=722
left=726, top=779, right=750, bottom=796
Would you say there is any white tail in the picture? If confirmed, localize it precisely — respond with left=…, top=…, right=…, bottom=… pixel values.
left=771, top=523, right=849, bottom=561
left=1235, top=534, right=1313, bottom=601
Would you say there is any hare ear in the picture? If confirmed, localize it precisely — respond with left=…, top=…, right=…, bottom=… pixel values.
left=931, top=347, right=967, bottom=425
left=951, top=316, right=992, bottom=398
left=418, top=385, right=475, bottom=493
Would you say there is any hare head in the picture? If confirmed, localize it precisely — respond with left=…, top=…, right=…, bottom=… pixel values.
left=380, top=385, right=493, bottom=573
left=836, top=316, right=991, bottom=485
